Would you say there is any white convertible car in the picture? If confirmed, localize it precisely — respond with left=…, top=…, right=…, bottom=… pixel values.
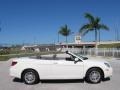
left=10, top=51, right=112, bottom=84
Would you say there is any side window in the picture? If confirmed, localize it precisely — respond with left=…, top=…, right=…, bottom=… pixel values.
left=65, top=55, right=75, bottom=61
left=71, top=55, right=76, bottom=60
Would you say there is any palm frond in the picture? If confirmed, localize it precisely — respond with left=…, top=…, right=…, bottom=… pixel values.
left=59, top=25, right=71, bottom=36
left=95, top=17, right=100, bottom=24
left=93, top=17, right=100, bottom=29
left=85, top=13, right=95, bottom=23
left=79, top=24, right=93, bottom=36
left=98, top=24, right=109, bottom=30
left=82, top=29, right=91, bottom=36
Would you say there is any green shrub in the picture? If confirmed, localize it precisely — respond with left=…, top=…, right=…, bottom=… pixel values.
left=0, top=49, right=10, bottom=55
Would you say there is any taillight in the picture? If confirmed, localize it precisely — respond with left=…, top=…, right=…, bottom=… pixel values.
left=11, top=61, right=17, bottom=66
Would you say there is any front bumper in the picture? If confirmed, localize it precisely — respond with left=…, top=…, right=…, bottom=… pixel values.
left=104, top=67, right=113, bottom=78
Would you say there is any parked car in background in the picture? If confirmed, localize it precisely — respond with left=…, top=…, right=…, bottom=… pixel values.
left=10, top=51, right=112, bottom=85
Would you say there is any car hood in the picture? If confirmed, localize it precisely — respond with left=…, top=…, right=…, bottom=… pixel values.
left=83, top=58, right=109, bottom=65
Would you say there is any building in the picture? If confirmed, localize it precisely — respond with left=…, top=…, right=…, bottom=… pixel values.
left=74, top=34, right=81, bottom=44
left=20, top=35, right=120, bottom=52
left=21, top=44, right=56, bottom=52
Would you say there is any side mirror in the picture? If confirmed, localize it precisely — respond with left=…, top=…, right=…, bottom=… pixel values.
left=66, top=51, right=68, bottom=54
left=74, top=58, right=79, bottom=64
left=83, top=57, right=88, bottom=60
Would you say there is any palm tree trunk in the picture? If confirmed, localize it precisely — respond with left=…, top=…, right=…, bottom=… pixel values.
left=66, top=36, right=67, bottom=43
left=95, top=29, right=98, bottom=55
left=66, top=36, right=68, bottom=48
left=99, top=30, right=100, bottom=44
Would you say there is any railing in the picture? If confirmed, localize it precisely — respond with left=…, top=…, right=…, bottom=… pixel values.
left=61, top=48, right=120, bottom=58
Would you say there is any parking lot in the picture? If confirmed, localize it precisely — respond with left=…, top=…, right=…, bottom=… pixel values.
left=0, top=57, right=120, bottom=90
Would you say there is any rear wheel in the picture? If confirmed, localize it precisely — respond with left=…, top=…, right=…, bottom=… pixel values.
left=22, top=69, right=39, bottom=85
left=85, top=68, right=103, bottom=83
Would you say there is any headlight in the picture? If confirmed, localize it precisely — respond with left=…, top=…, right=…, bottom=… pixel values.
left=104, top=63, right=110, bottom=68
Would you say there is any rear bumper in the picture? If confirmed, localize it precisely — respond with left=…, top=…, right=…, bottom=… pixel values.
left=10, top=67, right=21, bottom=79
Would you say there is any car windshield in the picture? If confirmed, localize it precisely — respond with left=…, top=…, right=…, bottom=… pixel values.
left=74, top=53, right=88, bottom=60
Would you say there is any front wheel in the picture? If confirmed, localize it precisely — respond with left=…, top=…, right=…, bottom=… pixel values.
left=22, top=69, right=39, bottom=85
left=85, top=68, right=103, bottom=83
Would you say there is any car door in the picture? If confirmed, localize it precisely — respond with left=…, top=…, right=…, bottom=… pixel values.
left=51, top=59, right=84, bottom=79
left=37, top=60, right=57, bottom=79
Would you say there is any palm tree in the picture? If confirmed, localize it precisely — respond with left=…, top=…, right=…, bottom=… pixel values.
left=59, top=25, right=71, bottom=47
left=80, top=13, right=109, bottom=55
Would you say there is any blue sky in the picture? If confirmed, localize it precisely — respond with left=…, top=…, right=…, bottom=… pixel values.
left=0, top=0, right=120, bottom=44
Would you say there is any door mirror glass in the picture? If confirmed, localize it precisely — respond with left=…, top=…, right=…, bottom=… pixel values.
left=74, top=58, right=79, bottom=64
left=75, top=58, right=79, bottom=62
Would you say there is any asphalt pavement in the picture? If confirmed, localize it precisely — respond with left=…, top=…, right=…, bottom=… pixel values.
left=0, top=57, right=120, bottom=90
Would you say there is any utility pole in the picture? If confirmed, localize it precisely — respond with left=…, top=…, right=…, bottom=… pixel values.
left=0, top=21, right=1, bottom=31
left=114, top=19, right=119, bottom=41
left=58, top=32, right=59, bottom=43
left=115, top=23, right=119, bottom=41
left=33, top=37, right=36, bottom=45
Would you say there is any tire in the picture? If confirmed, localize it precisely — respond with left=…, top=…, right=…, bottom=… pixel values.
left=85, top=68, right=102, bottom=84
left=22, top=69, right=39, bottom=85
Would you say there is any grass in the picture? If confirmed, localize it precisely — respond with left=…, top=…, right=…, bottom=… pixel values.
left=98, top=43, right=120, bottom=48
left=0, top=51, right=61, bottom=61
